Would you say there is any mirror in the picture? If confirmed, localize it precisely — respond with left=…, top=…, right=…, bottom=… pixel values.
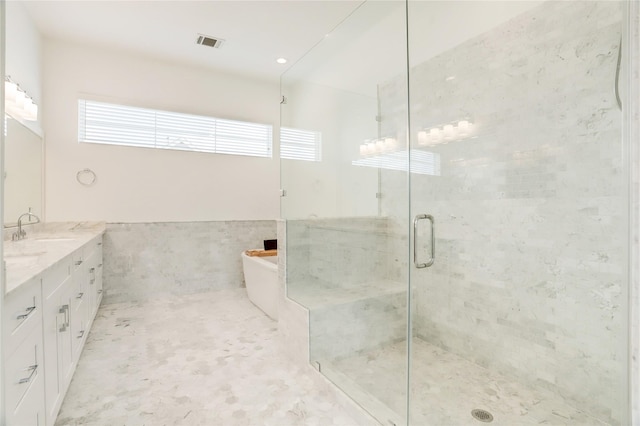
left=4, top=114, right=43, bottom=227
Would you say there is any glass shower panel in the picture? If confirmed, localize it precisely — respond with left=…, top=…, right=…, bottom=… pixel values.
left=405, top=1, right=628, bottom=425
left=280, top=1, right=410, bottom=424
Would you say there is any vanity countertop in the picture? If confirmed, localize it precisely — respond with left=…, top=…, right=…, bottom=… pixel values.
left=4, top=222, right=106, bottom=295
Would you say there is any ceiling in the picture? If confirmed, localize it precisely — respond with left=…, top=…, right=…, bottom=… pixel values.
left=22, top=0, right=364, bottom=82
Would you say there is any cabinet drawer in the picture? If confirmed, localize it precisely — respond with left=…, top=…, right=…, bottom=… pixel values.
left=42, top=259, right=72, bottom=299
left=4, top=276, right=42, bottom=357
left=5, top=324, right=43, bottom=415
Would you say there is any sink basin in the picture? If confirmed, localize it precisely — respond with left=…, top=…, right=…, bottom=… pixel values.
left=5, top=251, right=46, bottom=258
left=5, top=254, right=43, bottom=266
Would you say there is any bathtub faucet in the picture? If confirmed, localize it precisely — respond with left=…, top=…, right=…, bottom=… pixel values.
left=12, top=211, right=41, bottom=241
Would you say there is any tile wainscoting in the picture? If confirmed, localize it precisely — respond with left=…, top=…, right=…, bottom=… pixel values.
left=102, top=221, right=277, bottom=304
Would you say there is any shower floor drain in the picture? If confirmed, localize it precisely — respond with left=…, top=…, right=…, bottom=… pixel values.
left=471, top=409, right=494, bottom=423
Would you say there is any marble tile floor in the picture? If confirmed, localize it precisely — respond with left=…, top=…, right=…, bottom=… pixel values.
left=322, top=339, right=611, bottom=426
left=55, top=288, right=362, bottom=426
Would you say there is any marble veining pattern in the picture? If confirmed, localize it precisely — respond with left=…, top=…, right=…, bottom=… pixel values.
left=103, top=221, right=276, bottom=304
left=56, top=288, right=362, bottom=426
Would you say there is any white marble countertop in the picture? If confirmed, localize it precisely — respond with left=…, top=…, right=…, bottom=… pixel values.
left=4, top=222, right=106, bottom=295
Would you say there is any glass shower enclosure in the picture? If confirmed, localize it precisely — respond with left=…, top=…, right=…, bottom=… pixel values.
left=280, top=1, right=632, bottom=425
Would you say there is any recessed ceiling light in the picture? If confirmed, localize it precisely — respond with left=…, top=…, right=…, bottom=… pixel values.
left=276, top=58, right=288, bottom=64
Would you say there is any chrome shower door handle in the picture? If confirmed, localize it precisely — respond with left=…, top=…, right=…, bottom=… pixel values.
left=413, top=214, right=435, bottom=268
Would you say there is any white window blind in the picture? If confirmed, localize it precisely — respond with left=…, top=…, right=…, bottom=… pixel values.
left=280, top=127, right=322, bottom=161
left=78, top=99, right=272, bottom=158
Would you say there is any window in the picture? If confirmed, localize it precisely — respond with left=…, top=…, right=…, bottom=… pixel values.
left=280, top=127, right=322, bottom=161
left=78, top=99, right=272, bottom=158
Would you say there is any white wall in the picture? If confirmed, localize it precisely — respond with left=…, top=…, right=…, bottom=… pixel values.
left=43, top=40, right=280, bottom=223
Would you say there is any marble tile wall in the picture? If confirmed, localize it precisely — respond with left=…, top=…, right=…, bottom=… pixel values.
left=286, top=218, right=408, bottom=361
left=286, top=217, right=392, bottom=290
left=378, top=2, right=627, bottom=425
left=103, top=221, right=276, bottom=304
left=309, top=292, right=406, bottom=361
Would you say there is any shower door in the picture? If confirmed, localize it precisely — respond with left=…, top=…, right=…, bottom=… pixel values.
left=281, top=0, right=630, bottom=424
left=406, top=1, right=629, bottom=425
left=280, top=1, right=412, bottom=425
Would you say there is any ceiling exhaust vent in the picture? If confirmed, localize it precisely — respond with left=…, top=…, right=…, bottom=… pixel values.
left=196, top=34, right=224, bottom=48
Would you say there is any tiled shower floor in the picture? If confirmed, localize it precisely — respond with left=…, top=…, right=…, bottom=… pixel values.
left=322, top=339, right=610, bottom=426
left=55, top=289, right=360, bottom=425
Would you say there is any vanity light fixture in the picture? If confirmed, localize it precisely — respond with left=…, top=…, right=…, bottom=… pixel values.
left=359, top=137, right=398, bottom=158
left=417, top=120, right=474, bottom=147
left=5, top=76, right=38, bottom=121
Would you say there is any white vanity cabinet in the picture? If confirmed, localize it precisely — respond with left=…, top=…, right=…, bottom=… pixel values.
left=4, top=228, right=105, bottom=426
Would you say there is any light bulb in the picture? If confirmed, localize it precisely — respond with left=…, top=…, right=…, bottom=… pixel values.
left=417, top=131, right=428, bottom=145
left=366, top=142, right=376, bottom=155
left=26, top=102, right=38, bottom=121
left=15, top=90, right=25, bottom=108
left=5, top=81, right=17, bottom=100
left=375, top=139, right=385, bottom=153
left=457, top=120, right=470, bottom=136
left=429, top=128, right=441, bottom=143
left=360, top=143, right=368, bottom=156
left=384, top=137, right=397, bottom=151
left=443, top=124, right=454, bottom=140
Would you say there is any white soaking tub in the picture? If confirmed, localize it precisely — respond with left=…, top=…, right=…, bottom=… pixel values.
left=241, top=250, right=278, bottom=320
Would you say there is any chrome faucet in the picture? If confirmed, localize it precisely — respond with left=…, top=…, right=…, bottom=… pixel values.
left=12, top=212, right=41, bottom=241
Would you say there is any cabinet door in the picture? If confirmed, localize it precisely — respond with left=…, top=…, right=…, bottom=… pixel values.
left=95, top=258, right=104, bottom=309
left=42, top=266, right=74, bottom=426
left=42, top=282, right=63, bottom=425
left=83, top=238, right=103, bottom=319
left=94, top=238, right=104, bottom=313
left=84, top=248, right=98, bottom=323
left=70, top=272, right=89, bottom=362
